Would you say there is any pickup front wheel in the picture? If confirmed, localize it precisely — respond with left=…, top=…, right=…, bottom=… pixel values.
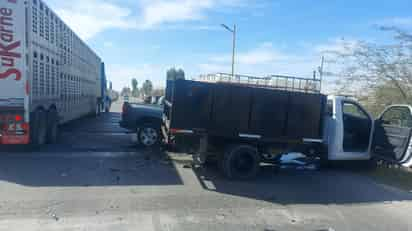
left=138, top=124, right=160, bottom=148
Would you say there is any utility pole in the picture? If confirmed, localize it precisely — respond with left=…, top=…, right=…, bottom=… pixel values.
left=318, top=56, right=325, bottom=92
left=221, top=24, right=236, bottom=79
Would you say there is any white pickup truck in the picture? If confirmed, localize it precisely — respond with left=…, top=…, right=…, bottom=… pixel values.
left=325, top=95, right=412, bottom=168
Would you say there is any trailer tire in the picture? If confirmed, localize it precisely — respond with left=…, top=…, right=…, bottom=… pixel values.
left=95, top=103, right=101, bottom=117
left=222, top=145, right=260, bottom=180
left=30, top=110, right=47, bottom=145
left=138, top=123, right=160, bottom=148
left=46, top=109, right=59, bottom=144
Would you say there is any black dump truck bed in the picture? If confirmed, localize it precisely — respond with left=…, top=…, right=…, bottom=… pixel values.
left=164, top=73, right=327, bottom=143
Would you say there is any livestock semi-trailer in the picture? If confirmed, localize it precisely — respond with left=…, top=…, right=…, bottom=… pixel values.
left=0, top=0, right=105, bottom=145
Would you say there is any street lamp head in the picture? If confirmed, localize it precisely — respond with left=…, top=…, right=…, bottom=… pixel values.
left=221, top=24, right=233, bottom=33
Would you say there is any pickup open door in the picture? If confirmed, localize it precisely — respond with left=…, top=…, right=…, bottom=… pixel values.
left=371, top=105, right=412, bottom=167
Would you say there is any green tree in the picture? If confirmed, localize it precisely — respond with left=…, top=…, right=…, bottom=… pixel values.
left=327, top=27, right=412, bottom=113
left=141, top=80, right=153, bottom=97
left=167, top=68, right=185, bottom=81
left=121, top=87, right=131, bottom=97
left=131, top=78, right=139, bottom=97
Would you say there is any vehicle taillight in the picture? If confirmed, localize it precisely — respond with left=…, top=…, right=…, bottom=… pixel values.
left=15, top=115, right=23, bottom=122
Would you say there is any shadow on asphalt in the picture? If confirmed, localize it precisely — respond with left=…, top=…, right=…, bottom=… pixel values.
left=0, top=112, right=183, bottom=187
left=0, top=148, right=183, bottom=187
left=0, top=112, right=135, bottom=153
left=192, top=164, right=412, bottom=205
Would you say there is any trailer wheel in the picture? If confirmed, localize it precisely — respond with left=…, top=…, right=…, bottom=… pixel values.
left=138, top=124, right=160, bottom=148
left=30, top=110, right=47, bottom=145
left=95, top=103, right=101, bottom=117
left=46, top=109, right=59, bottom=144
left=222, top=145, right=260, bottom=180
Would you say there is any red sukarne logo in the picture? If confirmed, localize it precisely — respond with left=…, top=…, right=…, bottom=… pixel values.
left=0, top=2, right=22, bottom=81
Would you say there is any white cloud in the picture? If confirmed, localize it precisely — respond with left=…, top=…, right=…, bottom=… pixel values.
left=138, top=0, right=244, bottom=29
left=376, top=17, right=412, bottom=27
left=103, top=42, right=114, bottom=48
left=48, top=0, right=137, bottom=40
left=47, top=0, right=247, bottom=39
left=210, top=42, right=290, bottom=65
left=314, top=38, right=360, bottom=56
left=139, top=0, right=213, bottom=29
left=208, top=42, right=306, bottom=67
left=198, top=63, right=229, bottom=73
left=199, top=42, right=321, bottom=78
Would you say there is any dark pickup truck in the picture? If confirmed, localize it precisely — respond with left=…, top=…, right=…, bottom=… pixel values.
left=120, top=97, right=164, bottom=147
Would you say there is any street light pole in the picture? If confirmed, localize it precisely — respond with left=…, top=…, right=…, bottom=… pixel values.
left=231, top=24, right=236, bottom=79
left=221, top=24, right=236, bottom=79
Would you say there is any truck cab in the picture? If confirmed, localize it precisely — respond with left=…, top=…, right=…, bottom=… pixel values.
left=326, top=96, right=412, bottom=168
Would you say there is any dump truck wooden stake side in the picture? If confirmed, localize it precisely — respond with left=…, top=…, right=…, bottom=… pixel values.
left=0, top=0, right=106, bottom=145
left=163, top=73, right=412, bottom=180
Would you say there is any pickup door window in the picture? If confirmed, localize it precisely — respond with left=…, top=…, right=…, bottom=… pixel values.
left=372, top=106, right=412, bottom=162
left=342, top=101, right=372, bottom=152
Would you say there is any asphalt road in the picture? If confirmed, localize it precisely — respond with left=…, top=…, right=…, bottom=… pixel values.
left=0, top=100, right=411, bottom=231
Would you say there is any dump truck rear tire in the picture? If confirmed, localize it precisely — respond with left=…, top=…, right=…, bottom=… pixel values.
left=222, top=144, right=260, bottom=180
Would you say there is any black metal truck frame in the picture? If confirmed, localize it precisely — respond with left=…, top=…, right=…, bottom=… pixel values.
left=163, top=73, right=327, bottom=179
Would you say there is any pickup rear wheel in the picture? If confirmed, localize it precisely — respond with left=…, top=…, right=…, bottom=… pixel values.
left=222, top=145, right=260, bottom=180
left=138, top=124, right=160, bottom=148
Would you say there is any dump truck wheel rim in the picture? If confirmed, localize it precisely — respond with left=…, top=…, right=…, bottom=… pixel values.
left=233, top=152, right=255, bottom=173
left=140, top=128, right=158, bottom=146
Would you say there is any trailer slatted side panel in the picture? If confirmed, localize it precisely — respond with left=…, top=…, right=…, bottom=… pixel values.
left=28, top=0, right=101, bottom=123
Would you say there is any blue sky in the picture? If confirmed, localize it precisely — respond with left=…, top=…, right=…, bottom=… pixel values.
left=45, top=0, right=412, bottom=91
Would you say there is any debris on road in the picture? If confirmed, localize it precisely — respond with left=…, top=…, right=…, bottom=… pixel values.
left=109, top=168, right=121, bottom=172
left=279, top=153, right=319, bottom=171
left=183, top=164, right=192, bottom=169
left=216, top=213, right=225, bottom=220
left=51, top=213, right=59, bottom=221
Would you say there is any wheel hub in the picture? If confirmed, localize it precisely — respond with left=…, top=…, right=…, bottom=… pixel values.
left=140, top=128, right=158, bottom=146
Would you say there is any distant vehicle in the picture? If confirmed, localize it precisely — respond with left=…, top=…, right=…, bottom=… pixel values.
left=120, top=100, right=164, bottom=147
left=100, top=63, right=111, bottom=113
left=0, top=0, right=104, bottom=145
left=163, top=73, right=412, bottom=180
left=144, top=96, right=151, bottom=104
left=123, top=96, right=130, bottom=102
left=150, top=96, right=163, bottom=105
left=151, top=96, right=158, bottom=104
left=157, top=96, right=165, bottom=106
